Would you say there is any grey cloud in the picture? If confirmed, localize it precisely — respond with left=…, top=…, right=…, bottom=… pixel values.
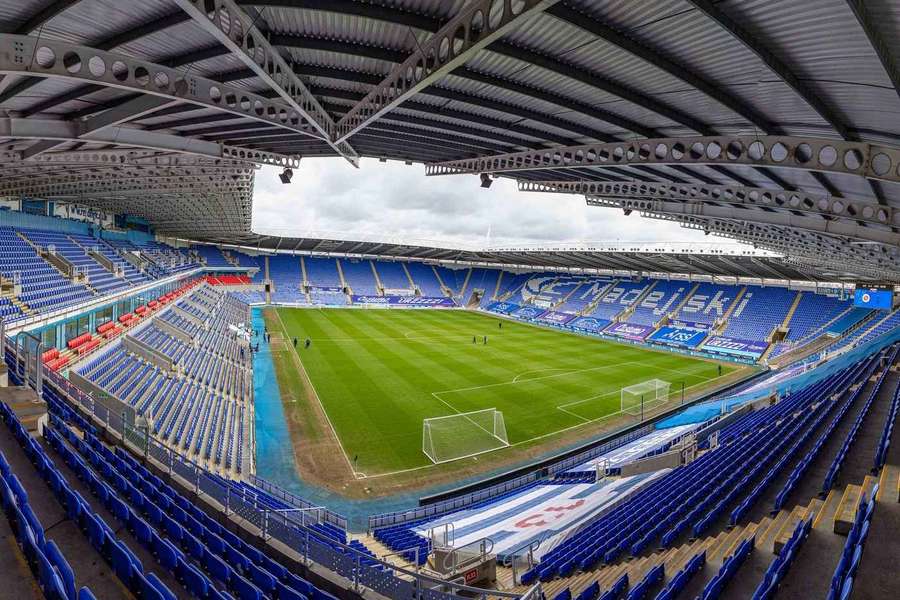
left=251, top=158, right=728, bottom=247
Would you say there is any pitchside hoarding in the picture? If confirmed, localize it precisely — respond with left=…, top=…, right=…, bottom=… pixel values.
left=534, top=311, right=577, bottom=326
left=604, top=322, right=654, bottom=341
left=351, top=295, right=456, bottom=307
left=487, top=301, right=519, bottom=314
left=568, top=317, right=611, bottom=333
left=513, top=306, right=545, bottom=319
left=701, top=336, right=769, bottom=359
left=649, top=326, right=708, bottom=348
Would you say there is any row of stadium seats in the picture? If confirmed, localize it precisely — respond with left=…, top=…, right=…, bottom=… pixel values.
left=74, top=284, right=251, bottom=475
left=0, top=415, right=95, bottom=600
left=522, top=347, right=886, bottom=584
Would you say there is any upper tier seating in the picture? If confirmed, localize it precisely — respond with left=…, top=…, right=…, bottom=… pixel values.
left=466, top=268, right=501, bottom=307
left=340, top=259, right=379, bottom=295
left=303, top=256, right=342, bottom=288
left=626, top=280, right=691, bottom=326
left=373, top=260, right=413, bottom=293
left=555, top=279, right=614, bottom=315
left=722, top=286, right=797, bottom=342
left=405, top=262, right=444, bottom=296
left=21, top=229, right=132, bottom=296
left=587, top=279, right=649, bottom=320
left=267, top=256, right=307, bottom=304
left=432, top=265, right=465, bottom=296
left=193, top=245, right=232, bottom=268
left=0, top=226, right=94, bottom=314
left=69, top=233, right=152, bottom=286
left=785, top=293, right=850, bottom=342
left=673, top=283, right=740, bottom=327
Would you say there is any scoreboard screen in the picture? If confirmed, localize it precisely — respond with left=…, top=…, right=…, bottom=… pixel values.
left=854, top=288, right=894, bottom=310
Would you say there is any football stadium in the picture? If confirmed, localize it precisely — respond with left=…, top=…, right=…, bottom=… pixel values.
left=2, top=1, right=900, bottom=600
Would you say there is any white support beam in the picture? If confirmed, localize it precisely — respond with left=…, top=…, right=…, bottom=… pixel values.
left=172, top=0, right=359, bottom=166
left=334, top=0, right=560, bottom=144
left=79, top=95, right=181, bottom=138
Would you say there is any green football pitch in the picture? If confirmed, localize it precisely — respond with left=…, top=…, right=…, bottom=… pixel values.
left=269, top=308, right=737, bottom=477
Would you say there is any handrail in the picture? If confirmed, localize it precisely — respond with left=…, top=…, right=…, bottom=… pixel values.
left=12, top=350, right=533, bottom=600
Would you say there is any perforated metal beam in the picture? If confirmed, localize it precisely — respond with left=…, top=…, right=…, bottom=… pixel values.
left=426, top=135, right=900, bottom=186
left=333, top=0, right=559, bottom=143
left=0, top=117, right=299, bottom=168
left=517, top=180, right=897, bottom=230
left=584, top=195, right=900, bottom=247
left=172, top=0, right=359, bottom=165
left=0, top=34, right=323, bottom=140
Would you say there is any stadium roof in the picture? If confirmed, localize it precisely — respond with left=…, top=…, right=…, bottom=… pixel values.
left=1, top=0, right=899, bottom=280
left=220, top=237, right=844, bottom=282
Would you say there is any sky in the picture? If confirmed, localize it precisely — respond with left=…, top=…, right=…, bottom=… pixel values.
left=251, top=158, right=723, bottom=249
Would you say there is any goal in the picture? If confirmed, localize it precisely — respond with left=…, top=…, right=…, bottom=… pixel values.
left=422, top=408, right=509, bottom=464
left=621, top=379, right=671, bottom=417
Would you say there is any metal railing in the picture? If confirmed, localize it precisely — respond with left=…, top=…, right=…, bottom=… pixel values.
left=8, top=348, right=539, bottom=600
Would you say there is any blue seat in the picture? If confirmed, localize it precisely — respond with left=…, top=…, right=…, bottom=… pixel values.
left=78, top=588, right=97, bottom=600
left=176, top=557, right=209, bottom=598
left=248, top=563, right=277, bottom=594
left=46, top=540, right=76, bottom=600
left=276, top=582, right=308, bottom=600
left=111, top=540, right=138, bottom=586
left=130, top=514, right=153, bottom=547
left=232, top=574, right=263, bottom=600
left=153, top=532, right=182, bottom=573
left=37, top=548, right=68, bottom=600
left=204, top=549, right=234, bottom=586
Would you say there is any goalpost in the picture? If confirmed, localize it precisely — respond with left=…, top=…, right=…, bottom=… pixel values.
left=621, top=379, right=671, bottom=417
left=422, top=408, right=509, bottom=464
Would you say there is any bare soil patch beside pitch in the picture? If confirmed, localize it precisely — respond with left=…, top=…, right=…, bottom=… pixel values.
left=263, top=309, right=358, bottom=493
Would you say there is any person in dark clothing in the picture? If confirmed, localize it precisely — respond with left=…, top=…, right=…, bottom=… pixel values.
left=718, top=364, right=722, bottom=377
left=293, top=337, right=298, bottom=348
left=483, top=336, right=487, bottom=345
left=499, top=321, right=502, bottom=329
left=473, top=336, right=476, bottom=344
left=305, top=338, right=311, bottom=349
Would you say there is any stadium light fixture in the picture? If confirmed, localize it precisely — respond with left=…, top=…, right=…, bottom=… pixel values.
left=279, top=168, right=293, bottom=184
left=480, top=173, right=493, bottom=189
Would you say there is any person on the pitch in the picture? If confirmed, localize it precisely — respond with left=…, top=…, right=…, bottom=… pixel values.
left=305, top=338, right=311, bottom=349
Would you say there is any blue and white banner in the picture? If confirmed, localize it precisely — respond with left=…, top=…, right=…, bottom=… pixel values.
left=486, top=301, right=519, bottom=314
left=351, top=295, right=456, bottom=307
left=649, top=326, right=708, bottom=348
left=534, top=311, right=577, bottom=326
left=604, top=322, right=654, bottom=341
left=701, top=336, right=769, bottom=359
left=513, top=306, right=545, bottom=320
left=568, top=316, right=611, bottom=333
left=669, top=320, right=712, bottom=331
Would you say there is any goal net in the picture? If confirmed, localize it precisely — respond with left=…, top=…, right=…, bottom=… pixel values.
left=423, top=409, right=509, bottom=464
left=621, top=379, right=671, bottom=416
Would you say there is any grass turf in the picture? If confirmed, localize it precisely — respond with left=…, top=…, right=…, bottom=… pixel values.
left=270, top=308, right=736, bottom=476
